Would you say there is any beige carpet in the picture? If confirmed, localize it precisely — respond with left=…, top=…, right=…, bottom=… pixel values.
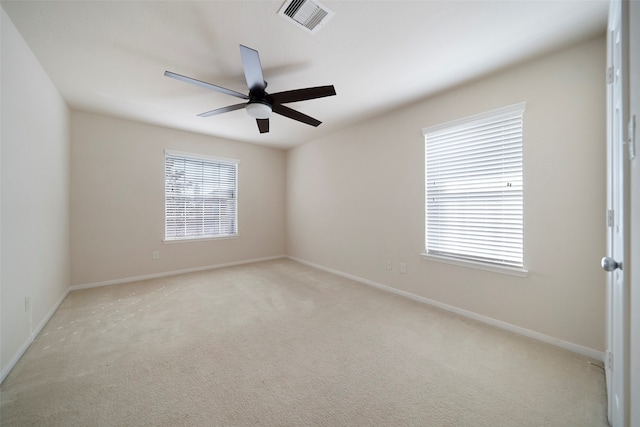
left=1, top=259, right=608, bottom=426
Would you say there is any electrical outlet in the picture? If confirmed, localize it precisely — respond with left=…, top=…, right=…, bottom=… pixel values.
left=386, top=260, right=392, bottom=270
left=152, top=251, right=160, bottom=260
left=400, top=263, right=407, bottom=274
left=25, top=296, right=31, bottom=312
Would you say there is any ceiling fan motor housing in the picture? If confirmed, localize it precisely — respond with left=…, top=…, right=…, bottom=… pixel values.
left=248, top=88, right=272, bottom=105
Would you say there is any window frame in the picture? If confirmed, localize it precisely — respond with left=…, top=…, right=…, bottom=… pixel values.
left=421, top=103, right=528, bottom=277
left=164, top=149, right=239, bottom=242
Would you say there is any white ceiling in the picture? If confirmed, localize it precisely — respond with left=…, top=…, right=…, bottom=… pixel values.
left=2, top=0, right=608, bottom=149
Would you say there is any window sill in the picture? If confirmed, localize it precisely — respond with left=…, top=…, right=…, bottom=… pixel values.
left=163, top=235, right=239, bottom=244
left=421, top=253, right=528, bottom=277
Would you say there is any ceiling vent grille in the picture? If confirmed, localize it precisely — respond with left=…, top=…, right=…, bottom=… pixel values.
left=278, top=0, right=334, bottom=35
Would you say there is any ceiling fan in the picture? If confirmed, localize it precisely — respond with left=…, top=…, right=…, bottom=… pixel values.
left=164, top=44, right=336, bottom=134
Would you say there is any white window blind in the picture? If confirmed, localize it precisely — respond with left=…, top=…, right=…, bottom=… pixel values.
left=423, top=103, right=525, bottom=268
left=165, top=150, right=238, bottom=241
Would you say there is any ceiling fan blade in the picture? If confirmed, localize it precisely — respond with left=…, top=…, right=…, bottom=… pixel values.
left=239, top=45, right=266, bottom=91
left=272, top=104, right=322, bottom=127
left=164, top=71, right=248, bottom=100
left=197, top=103, right=247, bottom=117
left=271, top=86, right=336, bottom=104
left=256, top=119, right=269, bottom=134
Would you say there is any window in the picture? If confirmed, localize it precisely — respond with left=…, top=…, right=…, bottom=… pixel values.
left=423, top=103, right=525, bottom=273
left=165, top=150, right=238, bottom=241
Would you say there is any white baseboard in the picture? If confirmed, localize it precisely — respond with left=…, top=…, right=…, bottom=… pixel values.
left=2, top=254, right=602, bottom=384
left=69, top=255, right=286, bottom=291
left=287, top=256, right=604, bottom=362
left=1, top=288, right=70, bottom=384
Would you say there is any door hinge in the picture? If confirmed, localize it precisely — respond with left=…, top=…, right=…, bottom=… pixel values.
left=607, top=209, right=615, bottom=227
left=606, top=350, right=614, bottom=371
left=607, top=66, right=614, bottom=84
left=629, top=115, right=637, bottom=160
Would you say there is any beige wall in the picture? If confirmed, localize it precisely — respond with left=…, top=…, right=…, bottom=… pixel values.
left=70, top=112, right=286, bottom=286
left=1, top=8, right=70, bottom=377
left=1, top=9, right=607, bottom=378
left=287, top=36, right=607, bottom=352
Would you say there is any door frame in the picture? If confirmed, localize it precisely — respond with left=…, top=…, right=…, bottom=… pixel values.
left=605, top=1, right=629, bottom=426
left=628, top=0, right=639, bottom=424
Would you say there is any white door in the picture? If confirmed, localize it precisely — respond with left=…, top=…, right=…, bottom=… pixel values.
left=629, top=1, right=640, bottom=424
left=603, top=0, right=627, bottom=425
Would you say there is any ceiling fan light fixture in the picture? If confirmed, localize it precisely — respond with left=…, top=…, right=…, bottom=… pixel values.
left=246, top=102, right=272, bottom=119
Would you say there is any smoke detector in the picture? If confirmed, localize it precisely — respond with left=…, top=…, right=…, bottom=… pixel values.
left=278, top=0, right=335, bottom=35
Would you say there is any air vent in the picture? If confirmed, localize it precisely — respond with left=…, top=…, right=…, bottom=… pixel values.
left=278, top=0, right=334, bottom=35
